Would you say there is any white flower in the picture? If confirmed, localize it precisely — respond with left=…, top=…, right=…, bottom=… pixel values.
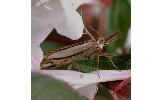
left=31, top=0, right=130, bottom=99
left=33, top=70, right=130, bottom=100
left=31, top=0, right=95, bottom=67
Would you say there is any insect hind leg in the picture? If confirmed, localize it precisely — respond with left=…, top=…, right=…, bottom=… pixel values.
left=96, top=56, right=100, bottom=78
left=68, top=61, right=74, bottom=70
left=101, top=53, right=120, bottom=70
left=107, top=55, right=119, bottom=70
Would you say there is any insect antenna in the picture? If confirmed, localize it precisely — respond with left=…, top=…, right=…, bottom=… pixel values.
left=87, top=26, right=106, bottom=39
left=84, top=26, right=96, bottom=41
left=105, top=31, right=121, bottom=45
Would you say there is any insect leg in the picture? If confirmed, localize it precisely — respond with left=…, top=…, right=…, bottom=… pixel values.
left=40, top=62, right=61, bottom=70
left=108, top=55, right=119, bottom=70
left=96, top=56, right=100, bottom=78
left=67, top=58, right=74, bottom=70
left=68, top=61, right=74, bottom=70
left=101, top=53, right=119, bottom=70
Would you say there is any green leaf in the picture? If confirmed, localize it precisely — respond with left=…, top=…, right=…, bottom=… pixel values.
left=107, top=0, right=131, bottom=52
left=74, top=54, right=131, bottom=73
left=40, top=41, right=63, bottom=53
left=95, top=84, right=113, bottom=100
left=31, top=73, right=87, bottom=100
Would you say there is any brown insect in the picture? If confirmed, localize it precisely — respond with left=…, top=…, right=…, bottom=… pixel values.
left=40, top=26, right=121, bottom=77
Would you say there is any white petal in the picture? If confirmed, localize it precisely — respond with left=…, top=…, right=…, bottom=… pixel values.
left=90, top=70, right=131, bottom=83
left=31, top=0, right=91, bottom=69
left=35, top=70, right=130, bottom=99
left=76, top=84, right=98, bottom=100
left=31, top=0, right=97, bottom=69
left=31, top=46, right=43, bottom=71
left=31, top=0, right=88, bottom=43
left=55, top=0, right=84, bottom=40
left=32, top=0, right=58, bottom=48
left=69, top=0, right=96, bottom=10
left=38, top=70, right=130, bottom=86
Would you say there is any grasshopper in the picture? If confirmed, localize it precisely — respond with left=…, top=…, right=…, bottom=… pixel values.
left=40, top=26, right=121, bottom=76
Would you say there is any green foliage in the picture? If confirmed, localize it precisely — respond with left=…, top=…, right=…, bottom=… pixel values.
left=96, top=84, right=113, bottom=100
left=74, top=54, right=131, bottom=73
left=40, top=41, right=63, bottom=54
left=31, top=73, right=87, bottom=100
left=107, top=0, right=131, bottom=52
